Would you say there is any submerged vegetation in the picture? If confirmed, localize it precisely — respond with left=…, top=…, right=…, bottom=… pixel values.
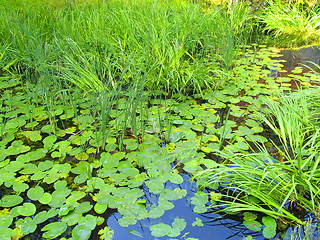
left=0, top=0, right=320, bottom=239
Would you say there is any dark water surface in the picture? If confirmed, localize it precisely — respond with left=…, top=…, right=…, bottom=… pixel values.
left=102, top=174, right=265, bottom=240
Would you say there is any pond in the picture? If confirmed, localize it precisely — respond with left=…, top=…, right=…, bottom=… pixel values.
left=1, top=45, right=320, bottom=239
left=1, top=1, right=320, bottom=237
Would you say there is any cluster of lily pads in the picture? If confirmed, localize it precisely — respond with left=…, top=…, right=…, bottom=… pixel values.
left=1, top=40, right=319, bottom=239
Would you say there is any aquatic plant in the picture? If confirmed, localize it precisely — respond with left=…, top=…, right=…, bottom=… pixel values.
left=197, top=87, right=320, bottom=238
left=260, top=0, right=320, bottom=46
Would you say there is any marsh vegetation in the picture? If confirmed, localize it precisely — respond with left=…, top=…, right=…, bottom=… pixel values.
left=0, top=0, right=320, bottom=239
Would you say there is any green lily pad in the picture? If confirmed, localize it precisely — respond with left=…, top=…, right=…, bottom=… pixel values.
left=20, top=163, right=38, bottom=174
left=39, top=192, right=52, bottom=205
left=262, top=216, right=276, bottom=229
left=74, top=202, right=93, bottom=214
left=21, top=218, right=37, bottom=235
left=66, top=191, right=86, bottom=205
left=150, top=223, right=172, bottom=238
left=43, top=135, right=57, bottom=150
left=38, top=160, right=53, bottom=171
left=61, top=211, right=82, bottom=226
left=75, top=152, right=89, bottom=161
left=244, top=220, right=262, bottom=231
left=168, top=172, right=183, bottom=184
left=263, top=226, right=276, bottom=239
left=0, top=195, right=23, bottom=207
left=148, top=206, right=165, bottom=219
left=118, top=216, right=137, bottom=227
left=12, top=182, right=29, bottom=192
left=243, top=212, right=257, bottom=221
left=34, top=211, right=49, bottom=224
left=26, top=150, right=46, bottom=161
left=94, top=203, right=108, bottom=214
left=0, top=215, right=13, bottom=228
left=0, top=227, right=14, bottom=238
left=27, top=186, right=45, bottom=201
left=72, top=224, right=92, bottom=240
left=21, top=131, right=42, bottom=142
left=5, top=140, right=30, bottom=156
left=42, top=222, right=67, bottom=239
left=170, top=217, right=186, bottom=237
left=192, top=218, right=204, bottom=227
left=18, top=203, right=36, bottom=216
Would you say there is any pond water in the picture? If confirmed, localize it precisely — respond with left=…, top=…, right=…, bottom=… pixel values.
left=99, top=173, right=266, bottom=240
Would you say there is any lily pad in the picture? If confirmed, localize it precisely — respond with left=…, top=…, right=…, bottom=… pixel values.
left=0, top=195, right=23, bottom=207
left=27, top=186, right=45, bottom=201
left=18, top=202, right=37, bottom=216
left=42, top=222, right=67, bottom=239
left=244, top=220, right=262, bottom=231
left=21, top=131, right=42, bottom=142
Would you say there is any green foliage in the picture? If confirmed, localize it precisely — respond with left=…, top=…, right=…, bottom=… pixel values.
left=197, top=86, right=320, bottom=234
left=0, top=0, right=253, bottom=95
left=260, top=0, right=320, bottom=46
left=1, top=0, right=320, bottom=238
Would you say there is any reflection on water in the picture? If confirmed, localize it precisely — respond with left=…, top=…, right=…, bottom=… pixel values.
left=100, top=173, right=266, bottom=240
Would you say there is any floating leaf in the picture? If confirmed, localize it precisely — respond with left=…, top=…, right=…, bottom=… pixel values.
left=262, top=216, right=277, bottom=229
left=27, top=186, right=44, bottom=201
left=0, top=227, right=14, bottom=238
left=61, top=211, right=82, bottom=226
left=244, top=220, right=262, bottom=231
left=118, top=216, right=137, bottom=227
left=21, top=219, right=37, bottom=235
left=243, top=212, right=257, bottom=221
left=263, top=226, right=276, bottom=239
left=39, top=192, right=52, bottom=205
left=94, top=203, right=108, bottom=214
left=172, top=217, right=186, bottom=232
left=26, top=150, right=46, bottom=161
left=75, top=152, right=89, bottom=161
left=191, top=192, right=208, bottom=206
left=42, top=222, right=67, bottom=239
left=79, top=214, right=97, bottom=230
left=72, top=224, right=92, bottom=240
left=38, top=160, right=53, bottom=171
left=0, top=195, right=23, bottom=207
left=148, top=207, right=165, bottom=219
left=21, top=131, right=42, bottom=142
left=20, top=163, right=38, bottom=174
left=5, top=140, right=30, bottom=155
left=66, top=191, right=86, bottom=205
left=193, top=205, right=207, bottom=214
left=0, top=215, right=13, bottom=228
left=13, top=182, right=29, bottom=192
left=34, top=211, right=49, bottom=224
left=192, top=218, right=204, bottom=227
left=54, top=180, right=67, bottom=191
left=43, top=135, right=57, bottom=150
left=168, top=172, right=183, bottom=184
left=150, top=223, right=172, bottom=237
left=145, top=179, right=164, bottom=194
left=18, top=203, right=36, bottom=216
left=75, top=202, right=93, bottom=214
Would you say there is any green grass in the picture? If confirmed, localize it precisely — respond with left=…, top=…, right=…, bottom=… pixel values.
left=260, top=0, right=320, bottom=47
left=0, top=0, right=253, bottom=95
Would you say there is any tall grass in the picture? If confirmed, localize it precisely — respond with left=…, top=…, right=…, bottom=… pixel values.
left=197, top=87, right=320, bottom=225
left=261, top=0, right=320, bottom=46
left=0, top=0, right=253, bottom=94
